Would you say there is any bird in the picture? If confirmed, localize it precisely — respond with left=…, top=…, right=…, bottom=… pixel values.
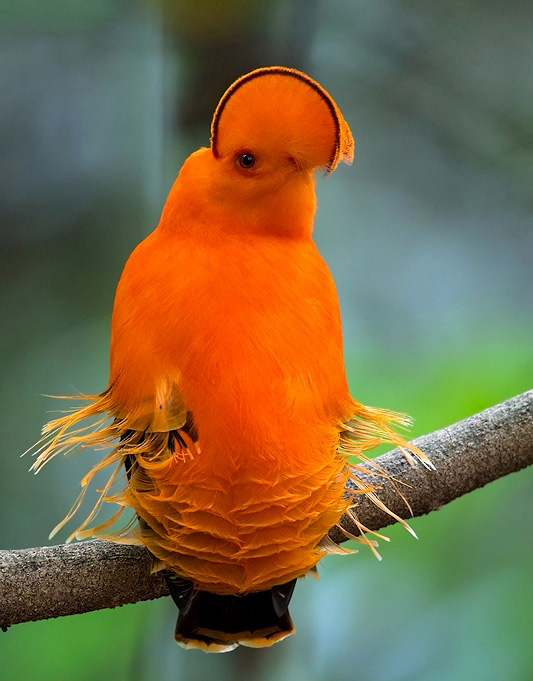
left=31, top=66, right=432, bottom=652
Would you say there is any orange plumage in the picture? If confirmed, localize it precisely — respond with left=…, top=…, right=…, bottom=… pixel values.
left=33, top=67, right=431, bottom=652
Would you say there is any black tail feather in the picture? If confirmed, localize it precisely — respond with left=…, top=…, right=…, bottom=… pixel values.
left=165, top=576, right=297, bottom=652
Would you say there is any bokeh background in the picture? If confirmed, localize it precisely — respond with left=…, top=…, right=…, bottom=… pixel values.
left=1, top=1, right=532, bottom=680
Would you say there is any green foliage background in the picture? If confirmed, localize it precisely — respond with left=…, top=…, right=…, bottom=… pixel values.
left=1, top=1, right=531, bottom=679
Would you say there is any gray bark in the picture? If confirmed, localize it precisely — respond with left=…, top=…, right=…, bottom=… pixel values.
left=1, top=390, right=531, bottom=630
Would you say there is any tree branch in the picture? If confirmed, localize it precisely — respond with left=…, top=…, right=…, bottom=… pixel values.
left=1, top=391, right=531, bottom=630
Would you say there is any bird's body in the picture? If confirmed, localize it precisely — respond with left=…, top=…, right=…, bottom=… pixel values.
left=111, top=208, right=354, bottom=597
left=33, top=67, right=430, bottom=652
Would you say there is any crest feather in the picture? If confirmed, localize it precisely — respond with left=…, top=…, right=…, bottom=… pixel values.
left=211, top=66, right=354, bottom=173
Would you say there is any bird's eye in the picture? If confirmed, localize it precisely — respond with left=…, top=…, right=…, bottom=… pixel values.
left=238, top=152, right=256, bottom=169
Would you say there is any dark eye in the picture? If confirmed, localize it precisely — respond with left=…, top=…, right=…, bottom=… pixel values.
left=238, top=152, right=256, bottom=169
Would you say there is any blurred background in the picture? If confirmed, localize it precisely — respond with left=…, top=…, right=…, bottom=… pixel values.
left=1, top=0, right=532, bottom=679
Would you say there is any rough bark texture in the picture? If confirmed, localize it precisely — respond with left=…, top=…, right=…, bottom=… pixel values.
left=331, top=388, right=533, bottom=542
left=1, top=390, right=531, bottom=630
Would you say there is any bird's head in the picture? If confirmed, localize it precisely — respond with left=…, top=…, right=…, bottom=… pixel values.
left=163, top=67, right=354, bottom=237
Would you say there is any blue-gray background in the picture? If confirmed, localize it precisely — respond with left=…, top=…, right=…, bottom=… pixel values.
left=1, top=1, right=531, bottom=680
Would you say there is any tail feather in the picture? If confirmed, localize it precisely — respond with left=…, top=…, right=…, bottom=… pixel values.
left=168, top=578, right=296, bottom=652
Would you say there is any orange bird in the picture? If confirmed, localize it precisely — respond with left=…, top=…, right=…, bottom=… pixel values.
left=33, top=67, right=431, bottom=652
